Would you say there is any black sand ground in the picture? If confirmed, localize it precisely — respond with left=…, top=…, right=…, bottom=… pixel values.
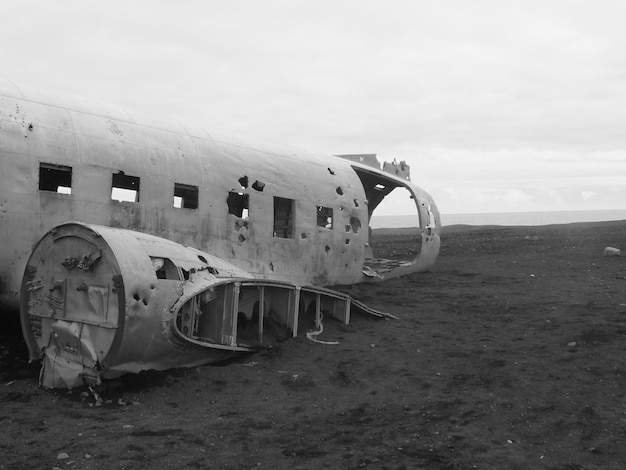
left=1, top=221, right=625, bottom=469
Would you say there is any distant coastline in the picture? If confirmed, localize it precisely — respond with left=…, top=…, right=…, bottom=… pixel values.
left=370, top=209, right=626, bottom=229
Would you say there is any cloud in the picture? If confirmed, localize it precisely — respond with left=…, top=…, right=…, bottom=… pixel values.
left=581, top=191, right=598, bottom=201
left=1, top=0, right=625, bottom=215
left=426, top=175, right=626, bottom=214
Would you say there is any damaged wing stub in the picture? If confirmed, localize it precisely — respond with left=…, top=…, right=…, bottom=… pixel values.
left=20, top=222, right=390, bottom=389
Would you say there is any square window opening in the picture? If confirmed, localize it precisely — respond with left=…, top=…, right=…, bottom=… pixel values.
left=39, top=163, right=72, bottom=194
left=111, top=172, right=140, bottom=202
left=174, top=183, right=199, bottom=209
left=151, top=257, right=182, bottom=280
left=317, top=206, right=333, bottom=229
left=227, top=191, right=249, bottom=218
left=274, top=196, right=295, bottom=238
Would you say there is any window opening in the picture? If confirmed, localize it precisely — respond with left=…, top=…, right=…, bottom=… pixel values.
left=151, top=257, right=181, bottom=280
left=173, top=183, right=199, bottom=209
left=273, top=197, right=295, bottom=238
left=227, top=191, right=249, bottom=218
left=111, top=172, right=140, bottom=202
left=316, top=206, right=333, bottom=229
left=39, top=163, right=72, bottom=194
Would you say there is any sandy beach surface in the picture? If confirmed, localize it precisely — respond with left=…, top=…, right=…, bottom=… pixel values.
left=1, top=221, right=625, bottom=469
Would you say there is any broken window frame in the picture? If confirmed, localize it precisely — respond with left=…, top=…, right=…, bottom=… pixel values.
left=316, top=206, right=334, bottom=230
left=227, top=191, right=250, bottom=218
left=111, top=172, right=140, bottom=203
left=39, top=163, right=72, bottom=194
left=273, top=196, right=295, bottom=239
left=173, top=183, right=199, bottom=210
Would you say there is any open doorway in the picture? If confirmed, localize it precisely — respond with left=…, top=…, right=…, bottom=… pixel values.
left=351, top=166, right=430, bottom=279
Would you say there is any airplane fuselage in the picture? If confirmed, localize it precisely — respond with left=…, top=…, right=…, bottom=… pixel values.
left=0, top=78, right=440, bottom=312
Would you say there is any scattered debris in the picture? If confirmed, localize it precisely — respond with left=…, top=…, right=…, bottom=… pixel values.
left=362, top=266, right=384, bottom=279
left=306, top=313, right=339, bottom=345
left=382, top=159, right=410, bottom=180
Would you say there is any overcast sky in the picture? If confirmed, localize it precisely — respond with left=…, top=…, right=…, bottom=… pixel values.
left=2, top=0, right=625, bottom=215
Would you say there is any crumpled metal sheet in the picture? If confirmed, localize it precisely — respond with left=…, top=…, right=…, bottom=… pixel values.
left=39, top=320, right=100, bottom=389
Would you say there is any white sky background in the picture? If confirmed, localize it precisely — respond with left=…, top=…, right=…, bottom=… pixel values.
left=2, top=0, right=625, bottom=215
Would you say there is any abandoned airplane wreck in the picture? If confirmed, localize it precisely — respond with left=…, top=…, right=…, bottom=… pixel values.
left=0, top=78, right=441, bottom=388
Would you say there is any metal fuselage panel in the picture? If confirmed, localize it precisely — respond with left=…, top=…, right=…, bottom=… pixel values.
left=0, top=79, right=440, bottom=310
